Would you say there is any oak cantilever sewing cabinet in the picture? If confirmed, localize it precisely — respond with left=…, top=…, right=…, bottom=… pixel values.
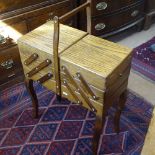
left=17, top=1, right=132, bottom=154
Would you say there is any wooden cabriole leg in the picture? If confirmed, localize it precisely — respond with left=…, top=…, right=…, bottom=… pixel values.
left=92, top=89, right=128, bottom=154
left=93, top=116, right=103, bottom=155
left=114, top=90, right=127, bottom=134
left=25, top=79, right=39, bottom=118
left=56, top=94, right=62, bottom=102
left=93, top=94, right=111, bottom=155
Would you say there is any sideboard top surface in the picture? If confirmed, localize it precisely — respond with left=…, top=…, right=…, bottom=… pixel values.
left=0, top=0, right=62, bottom=14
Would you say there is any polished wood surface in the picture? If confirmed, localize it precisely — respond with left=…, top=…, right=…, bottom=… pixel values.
left=0, top=0, right=49, bottom=14
left=0, top=0, right=76, bottom=33
left=18, top=21, right=87, bottom=56
left=61, top=34, right=131, bottom=89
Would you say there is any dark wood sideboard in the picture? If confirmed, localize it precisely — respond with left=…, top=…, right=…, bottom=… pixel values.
left=143, top=0, right=155, bottom=30
left=0, top=0, right=76, bottom=89
left=78, top=0, right=145, bottom=37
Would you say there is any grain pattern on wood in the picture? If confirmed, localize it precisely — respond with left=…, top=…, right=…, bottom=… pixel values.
left=60, top=34, right=132, bottom=90
left=18, top=21, right=87, bottom=56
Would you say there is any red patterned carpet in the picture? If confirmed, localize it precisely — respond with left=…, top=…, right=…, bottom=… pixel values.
left=0, top=82, right=153, bottom=155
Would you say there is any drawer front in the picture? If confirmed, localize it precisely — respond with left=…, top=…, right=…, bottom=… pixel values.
left=92, top=3, right=144, bottom=36
left=27, top=1, right=75, bottom=31
left=92, top=0, right=144, bottom=16
left=0, top=45, right=23, bottom=84
left=145, top=0, right=155, bottom=12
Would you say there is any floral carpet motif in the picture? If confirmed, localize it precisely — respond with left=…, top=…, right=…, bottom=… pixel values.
left=132, top=36, right=155, bottom=82
left=0, top=83, right=153, bottom=155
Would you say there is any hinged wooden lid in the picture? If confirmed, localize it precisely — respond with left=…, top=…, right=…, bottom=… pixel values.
left=18, top=21, right=87, bottom=55
left=60, top=34, right=132, bottom=89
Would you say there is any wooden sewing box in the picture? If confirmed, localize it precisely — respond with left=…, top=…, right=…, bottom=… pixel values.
left=17, top=1, right=132, bottom=154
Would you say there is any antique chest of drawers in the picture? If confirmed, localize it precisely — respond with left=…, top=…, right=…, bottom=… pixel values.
left=0, top=0, right=76, bottom=88
left=18, top=19, right=132, bottom=153
left=143, top=0, right=155, bottom=30
left=0, top=39, right=23, bottom=88
left=79, top=0, right=145, bottom=37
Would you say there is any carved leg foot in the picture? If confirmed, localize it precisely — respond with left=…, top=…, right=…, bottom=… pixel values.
left=93, top=104, right=109, bottom=155
left=25, top=79, right=39, bottom=118
left=93, top=116, right=103, bottom=155
left=56, top=94, right=62, bottom=103
left=114, top=90, right=127, bottom=134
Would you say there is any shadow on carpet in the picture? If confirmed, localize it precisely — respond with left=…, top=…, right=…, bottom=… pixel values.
left=132, top=36, right=155, bottom=82
left=0, top=82, right=153, bottom=155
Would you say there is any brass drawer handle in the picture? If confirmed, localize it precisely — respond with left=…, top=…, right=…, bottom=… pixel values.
left=96, top=2, right=108, bottom=10
left=131, top=10, right=139, bottom=17
left=95, top=23, right=106, bottom=31
left=1, top=59, right=14, bottom=70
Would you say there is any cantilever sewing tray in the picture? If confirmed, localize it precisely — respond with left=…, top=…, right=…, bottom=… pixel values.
left=18, top=21, right=132, bottom=116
